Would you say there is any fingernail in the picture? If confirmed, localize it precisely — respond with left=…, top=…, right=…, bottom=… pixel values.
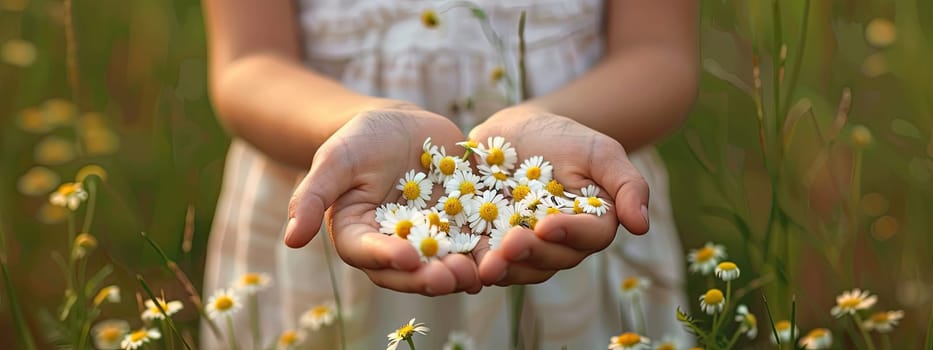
left=496, top=270, right=508, bottom=283
left=284, top=218, right=297, bottom=242
left=514, top=250, right=530, bottom=261
left=641, top=205, right=650, bottom=229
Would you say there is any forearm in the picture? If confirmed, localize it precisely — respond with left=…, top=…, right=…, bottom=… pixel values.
left=210, top=53, right=403, bottom=168
left=522, top=46, right=698, bottom=151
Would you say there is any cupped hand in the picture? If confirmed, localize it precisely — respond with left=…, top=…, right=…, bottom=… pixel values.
left=468, top=105, right=651, bottom=286
left=285, top=104, right=483, bottom=295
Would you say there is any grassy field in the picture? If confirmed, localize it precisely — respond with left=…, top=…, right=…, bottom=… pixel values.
left=2, top=0, right=932, bottom=348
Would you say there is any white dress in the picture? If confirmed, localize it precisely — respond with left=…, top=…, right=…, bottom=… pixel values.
left=202, top=1, right=691, bottom=348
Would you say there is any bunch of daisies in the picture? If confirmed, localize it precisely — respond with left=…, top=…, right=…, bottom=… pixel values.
left=377, top=136, right=611, bottom=262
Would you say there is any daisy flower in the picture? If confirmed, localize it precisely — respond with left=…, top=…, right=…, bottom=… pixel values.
left=687, top=242, right=726, bottom=275
left=375, top=202, right=400, bottom=224
left=652, top=334, right=684, bottom=350
left=468, top=190, right=507, bottom=234
left=734, top=305, right=758, bottom=339
left=608, top=332, right=651, bottom=350
left=831, top=289, right=877, bottom=318
left=436, top=191, right=473, bottom=226
left=276, top=329, right=307, bottom=350
left=445, top=170, right=484, bottom=197
left=507, top=177, right=538, bottom=202
left=714, top=261, right=740, bottom=281
left=488, top=225, right=509, bottom=250
left=448, top=230, right=480, bottom=254
left=93, top=285, right=121, bottom=306
left=515, top=156, right=553, bottom=183
left=421, top=137, right=438, bottom=171
left=699, top=288, right=725, bottom=315
left=387, top=318, right=430, bottom=350
left=408, top=225, right=451, bottom=262
left=16, top=166, right=59, bottom=196
left=862, top=310, right=904, bottom=332
left=423, top=207, right=449, bottom=230
left=475, top=136, right=518, bottom=170
left=72, top=233, right=98, bottom=259
left=141, top=297, right=184, bottom=321
left=443, top=331, right=475, bottom=350
left=798, top=328, right=832, bottom=349
left=770, top=320, right=798, bottom=344
left=91, top=319, right=129, bottom=350
left=205, top=288, right=241, bottom=320
left=234, top=272, right=271, bottom=294
left=49, top=182, right=88, bottom=210
left=432, top=146, right=469, bottom=184
left=477, top=164, right=516, bottom=191
left=579, top=184, right=611, bottom=216
left=121, top=328, right=161, bottom=350
left=456, top=139, right=479, bottom=153
left=619, top=276, right=650, bottom=300
left=379, top=205, right=427, bottom=240
left=544, top=179, right=567, bottom=197
left=299, top=302, right=336, bottom=331
left=397, top=170, right=432, bottom=209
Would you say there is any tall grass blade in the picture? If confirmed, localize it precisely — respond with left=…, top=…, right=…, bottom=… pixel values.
left=137, top=275, right=193, bottom=350
left=1, top=231, right=38, bottom=350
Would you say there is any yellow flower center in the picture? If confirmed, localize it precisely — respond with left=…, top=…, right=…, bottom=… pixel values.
left=280, top=330, right=298, bottom=345
left=486, top=148, right=505, bottom=165
left=75, top=233, right=97, bottom=249
left=703, top=289, right=724, bottom=304
left=98, top=326, right=122, bottom=342
left=490, top=67, right=505, bottom=83
left=839, top=296, right=862, bottom=309
left=512, top=185, right=530, bottom=201
left=464, top=140, right=478, bottom=148
left=420, top=10, right=439, bottom=28
left=129, top=330, right=148, bottom=342
left=438, top=221, right=450, bottom=233
left=419, top=237, right=439, bottom=257
left=525, top=166, right=541, bottom=180
left=397, top=324, right=415, bottom=338
left=492, top=172, right=508, bottom=181
left=586, top=197, right=603, bottom=207
left=695, top=247, right=715, bottom=262
left=479, top=202, right=498, bottom=222
left=775, top=320, right=791, bottom=331
left=214, top=296, right=234, bottom=311
left=657, top=343, right=676, bottom=350
left=395, top=220, right=414, bottom=239
left=616, top=333, right=642, bottom=346
left=459, top=181, right=475, bottom=195
left=57, top=182, right=79, bottom=196
left=546, top=180, right=564, bottom=196
left=443, top=197, right=463, bottom=215
left=870, top=312, right=890, bottom=323
left=403, top=181, right=421, bottom=201
left=808, top=328, right=828, bottom=338
left=573, top=198, right=583, bottom=214
left=717, top=262, right=737, bottom=271
left=509, top=213, right=521, bottom=227
left=745, top=313, right=757, bottom=326
left=427, top=212, right=441, bottom=227
left=420, top=152, right=432, bottom=170
left=621, top=277, right=639, bottom=291
left=439, top=157, right=456, bottom=175
left=241, top=273, right=261, bottom=286
left=311, top=305, right=330, bottom=318
left=546, top=207, right=560, bottom=215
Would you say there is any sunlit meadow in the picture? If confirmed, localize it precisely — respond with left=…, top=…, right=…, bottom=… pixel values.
left=2, top=0, right=932, bottom=349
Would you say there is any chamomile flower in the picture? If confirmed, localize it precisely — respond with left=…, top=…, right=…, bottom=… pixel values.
left=699, top=289, right=725, bottom=315
left=121, top=328, right=161, bottom=350
left=652, top=334, right=684, bottom=350
left=93, top=285, right=121, bottom=306
left=443, top=331, right=475, bottom=350
left=448, top=230, right=480, bottom=254
left=205, top=288, right=241, bottom=320
left=687, top=242, right=726, bottom=275
left=579, top=184, right=611, bottom=216
left=714, top=261, right=740, bottom=281
left=379, top=206, right=427, bottom=240
left=91, top=319, right=129, bottom=350
left=456, top=139, right=479, bottom=153
left=276, top=329, right=307, bottom=350
left=421, top=137, right=438, bottom=171
left=468, top=190, right=507, bottom=234
left=444, top=170, right=484, bottom=197
left=478, top=164, right=516, bottom=191
left=234, top=272, right=271, bottom=294
left=798, top=328, right=832, bottom=349
left=497, top=202, right=534, bottom=230
left=488, top=225, right=509, bottom=250
left=475, top=136, right=518, bottom=170
left=299, top=302, right=336, bottom=331
left=608, top=332, right=651, bottom=350
left=397, top=170, right=432, bottom=209
left=862, top=310, right=904, bottom=332
left=141, top=297, right=184, bottom=320
left=387, top=318, right=430, bottom=350
left=734, top=305, right=758, bottom=339
left=433, top=146, right=469, bottom=183
left=770, top=320, right=798, bottom=344
left=831, top=289, right=877, bottom=318
left=619, top=276, right=650, bottom=300
left=49, top=182, right=88, bottom=210
left=408, top=226, right=451, bottom=262
left=518, top=187, right=550, bottom=213
left=508, top=177, right=538, bottom=202
left=515, top=156, right=553, bottom=183
left=376, top=202, right=400, bottom=224
left=545, top=179, right=567, bottom=197
left=17, top=166, right=60, bottom=196
left=423, top=207, right=449, bottom=230
left=436, top=191, right=473, bottom=226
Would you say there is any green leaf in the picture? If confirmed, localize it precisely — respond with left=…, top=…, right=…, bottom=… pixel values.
left=84, top=264, right=113, bottom=297
left=58, top=289, right=77, bottom=321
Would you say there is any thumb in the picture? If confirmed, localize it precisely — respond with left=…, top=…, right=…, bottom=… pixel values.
left=588, top=139, right=650, bottom=235
left=284, top=150, right=353, bottom=248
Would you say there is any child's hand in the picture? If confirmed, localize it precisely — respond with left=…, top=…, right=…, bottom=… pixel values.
left=285, top=105, right=483, bottom=296
left=468, top=105, right=651, bottom=286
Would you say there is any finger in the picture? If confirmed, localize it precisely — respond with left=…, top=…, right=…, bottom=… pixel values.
left=533, top=213, right=619, bottom=252
left=588, top=137, right=650, bottom=235
left=477, top=243, right=560, bottom=286
left=441, top=253, right=482, bottom=294
left=331, top=220, right=421, bottom=271
left=285, top=148, right=355, bottom=248
left=496, top=227, right=586, bottom=270
left=364, top=259, right=458, bottom=296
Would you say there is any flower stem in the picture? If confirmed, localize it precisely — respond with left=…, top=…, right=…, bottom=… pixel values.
left=405, top=337, right=417, bottom=350
left=725, top=326, right=744, bottom=350
left=852, top=313, right=877, bottom=350
left=322, top=240, right=347, bottom=350
left=510, top=285, right=526, bottom=350
left=81, top=180, right=97, bottom=233
left=226, top=315, right=240, bottom=350
left=631, top=294, right=647, bottom=336
left=248, top=293, right=261, bottom=350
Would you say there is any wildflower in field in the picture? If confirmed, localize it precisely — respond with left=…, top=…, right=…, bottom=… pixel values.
left=476, top=136, right=518, bottom=170
left=120, top=328, right=161, bottom=350
left=714, top=261, right=740, bottom=281
left=652, top=334, right=683, bottom=350
left=733, top=305, right=758, bottom=339
left=436, top=191, right=473, bottom=226
left=608, top=332, right=650, bottom=350
left=850, top=125, right=873, bottom=148
left=861, top=310, right=904, bottom=332
left=17, top=166, right=60, bottom=196
left=865, top=18, right=897, bottom=48
left=235, top=272, right=271, bottom=294
left=42, top=98, right=77, bottom=126
left=433, top=147, right=469, bottom=183
left=93, top=285, right=121, bottom=306
left=579, top=184, right=611, bottom=216
left=34, top=136, right=75, bottom=165
left=448, top=230, right=480, bottom=254
left=141, top=297, right=184, bottom=320
left=515, top=156, right=553, bottom=183
left=37, top=203, right=68, bottom=224
left=445, top=170, right=484, bottom=197
left=1, top=38, right=36, bottom=67
left=699, top=289, right=725, bottom=314
left=72, top=233, right=98, bottom=259
left=380, top=205, right=427, bottom=240
left=397, top=170, right=433, bottom=209
left=76, top=164, right=108, bottom=183
left=443, top=331, right=475, bottom=350
left=478, top=164, right=516, bottom=190
left=82, top=127, right=120, bottom=156
left=421, top=9, right=439, bottom=28
left=300, top=302, right=336, bottom=331
left=16, top=107, right=53, bottom=133
left=619, top=276, right=650, bottom=300
left=409, top=226, right=451, bottom=262
left=386, top=318, right=430, bottom=350
left=91, top=319, right=129, bottom=350
left=276, top=329, right=307, bottom=350
left=49, top=182, right=88, bottom=210
left=421, top=137, right=438, bottom=171
left=687, top=242, right=726, bottom=275
left=798, top=328, right=833, bottom=349
left=831, top=288, right=877, bottom=318
left=468, top=190, right=507, bottom=234
left=770, top=320, right=798, bottom=344
left=205, top=288, right=241, bottom=320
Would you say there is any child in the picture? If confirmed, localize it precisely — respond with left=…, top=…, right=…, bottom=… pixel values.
left=202, top=0, right=698, bottom=348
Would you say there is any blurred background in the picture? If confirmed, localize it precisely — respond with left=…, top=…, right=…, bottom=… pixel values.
left=1, top=0, right=931, bottom=348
